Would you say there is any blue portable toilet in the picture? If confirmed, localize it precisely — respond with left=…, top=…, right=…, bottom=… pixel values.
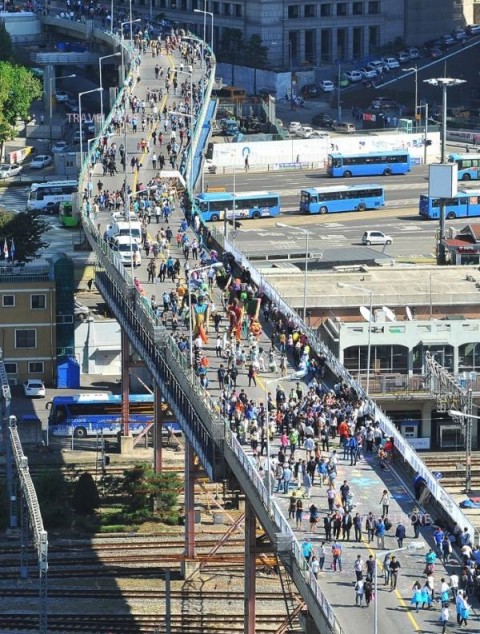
left=57, top=357, right=80, bottom=388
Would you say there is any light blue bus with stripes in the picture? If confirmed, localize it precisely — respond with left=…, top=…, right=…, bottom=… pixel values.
left=300, top=184, right=385, bottom=214
left=194, top=191, right=281, bottom=221
left=327, top=150, right=411, bottom=178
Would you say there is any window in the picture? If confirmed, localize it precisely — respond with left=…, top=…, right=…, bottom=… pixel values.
left=2, top=294, right=15, bottom=307
left=336, top=3, right=347, bottom=16
left=234, top=4, right=242, bottom=16
left=31, top=294, right=46, bottom=310
left=320, top=4, right=331, bottom=17
left=57, top=314, right=74, bottom=324
left=15, top=329, right=36, bottom=349
left=181, top=0, right=187, bottom=9
left=4, top=362, right=17, bottom=374
left=213, top=1, right=219, bottom=13
left=305, top=4, right=315, bottom=17
left=368, top=1, right=379, bottom=14
left=223, top=2, right=230, bottom=14
left=353, top=1, right=363, bottom=14
left=288, top=5, right=299, bottom=18
left=28, top=362, right=44, bottom=373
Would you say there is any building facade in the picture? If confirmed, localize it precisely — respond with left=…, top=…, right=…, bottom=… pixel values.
left=147, top=0, right=475, bottom=66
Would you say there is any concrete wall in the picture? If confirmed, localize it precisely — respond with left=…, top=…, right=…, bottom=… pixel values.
left=212, top=131, right=440, bottom=168
left=75, top=320, right=121, bottom=375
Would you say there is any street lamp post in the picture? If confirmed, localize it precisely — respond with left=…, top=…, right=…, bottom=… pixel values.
left=448, top=408, right=476, bottom=492
left=424, top=77, right=466, bottom=265
left=401, top=66, right=418, bottom=129
left=187, top=263, right=222, bottom=374
left=374, top=542, right=425, bottom=634
left=416, top=103, right=429, bottom=164
left=194, top=7, right=214, bottom=58
left=171, top=68, right=194, bottom=189
left=120, top=18, right=141, bottom=82
left=48, top=73, right=76, bottom=137
left=276, top=223, right=310, bottom=321
left=337, top=283, right=374, bottom=395
left=87, top=136, right=100, bottom=198
left=99, top=52, right=121, bottom=123
left=78, top=88, right=102, bottom=169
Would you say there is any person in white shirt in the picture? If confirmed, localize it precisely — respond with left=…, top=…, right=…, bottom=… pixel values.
left=310, top=556, right=320, bottom=579
left=449, top=573, right=459, bottom=599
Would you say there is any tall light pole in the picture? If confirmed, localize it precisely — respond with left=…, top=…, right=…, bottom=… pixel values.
left=416, top=103, right=429, bottom=164
left=276, top=223, right=310, bottom=321
left=448, top=408, right=476, bottom=492
left=374, top=542, right=425, bottom=634
left=187, top=264, right=222, bottom=374
left=424, top=77, right=466, bottom=264
left=401, top=66, right=418, bottom=129
left=171, top=68, right=195, bottom=189
left=49, top=73, right=76, bottom=129
left=194, top=8, right=214, bottom=57
left=337, top=282, right=374, bottom=395
left=87, top=135, right=100, bottom=199
left=78, top=88, right=102, bottom=169
left=120, top=18, right=141, bottom=82
left=99, top=52, right=121, bottom=123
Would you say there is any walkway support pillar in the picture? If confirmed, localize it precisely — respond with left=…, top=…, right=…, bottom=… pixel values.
left=244, top=501, right=256, bottom=634
left=153, top=384, right=163, bottom=473
left=121, top=328, right=130, bottom=437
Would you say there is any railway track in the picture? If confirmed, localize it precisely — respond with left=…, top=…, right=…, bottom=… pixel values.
left=0, top=613, right=285, bottom=634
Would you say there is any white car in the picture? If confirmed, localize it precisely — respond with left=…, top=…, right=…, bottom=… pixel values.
left=0, top=163, right=22, bottom=178
left=343, top=70, right=363, bottom=83
left=362, top=230, right=393, bottom=246
left=367, top=60, right=385, bottom=73
left=397, top=51, right=410, bottom=63
left=30, top=155, right=53, bottom=169
left=408, top=47, right=420, bottom=59
left=359, top=67, right=377, bottom=79
left=381, top=56, right=400, bottom=69
left=23, top=378, right=46, bottom=398
left=295, top=126, right=328, bottom=139
left=51, top=141, right=68, bottom=153
left=288, top=121, right=302, bottom=134
left=453, top=28, right=466, bottom=41
left=319, top=80, right=334, bottom=92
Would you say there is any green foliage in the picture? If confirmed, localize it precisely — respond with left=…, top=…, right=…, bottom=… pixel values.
left=33, top=472, right=71, bottom=529
left=122, top=464, right=181, bottom=519
left=0, top=21, right=13, bottom=62
left=217, top=30, right=269, bottom=69
left=0, top=61, right=42, bottom=147
left=72, top=472, right=100, bottom=515
left=0, top=211, right=50, bottom=264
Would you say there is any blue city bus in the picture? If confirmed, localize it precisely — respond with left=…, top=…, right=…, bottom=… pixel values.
left=47, top=393, right=179, bottom=438
left=194, top=191, right=280, bottom=221
left=300, top=185, right=385, bottom=214
left=327, top=150, right=411, bottom=178
left=448, top=153, right=480, bottom=180
left=419, top=190, right=480, bottom=219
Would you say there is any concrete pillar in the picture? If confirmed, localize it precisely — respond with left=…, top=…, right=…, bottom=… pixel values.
left=154, top=384, right=163, bottom=474
left=120, top=434, right=134, bottom=454
left=244, top=502, right=256, bottom=634
left=185, top=442, right=196, bottom=559
left=121, top=329, right=130, bottom=436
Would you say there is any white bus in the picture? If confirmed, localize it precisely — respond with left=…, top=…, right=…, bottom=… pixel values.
left=27, top=180, right=78, bottom=213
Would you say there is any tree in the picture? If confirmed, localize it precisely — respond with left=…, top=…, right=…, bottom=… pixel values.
left=123, top=464, right=180, bottom=518
left=72, top=472, right=100, bottom=515
left=0, top=21, right=13, bottom=62
left=243, top=35, right=269, bottom=69
left=34, top=472, right=71, bottom=529
left=219, top=28, right=244, bottom=64
left=0, top=210, right=50, bottom=265
left=0, top=61, right=42, bottom=156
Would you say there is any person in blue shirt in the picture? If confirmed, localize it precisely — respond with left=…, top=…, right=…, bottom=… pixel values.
left=302, top=538, right=313, bottom=564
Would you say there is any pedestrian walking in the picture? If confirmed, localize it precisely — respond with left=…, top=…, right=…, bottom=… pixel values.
left=411, top=581, right=423, bottom=613
left=389, top=555, right=401, bottom=591
left=355, top=578, right=365, bottom=607
left=311, top=556, right=320, bottom=579
left=364, top=579, right=373, bottom=607
left=318, top=541, right=326, bottom=570
left=295, top=498, right=304, bottom=530
left=440, top=604, right=449, bottom=634
left=354, top=555, right=364, bottom=581
left=380, top=490, right=390, bottom=516
left=331, top=541, right=342, bottom=572
left=395, top=521, right=406, bottom=548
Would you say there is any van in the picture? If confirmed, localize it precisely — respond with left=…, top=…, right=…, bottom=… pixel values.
left=213, top=85, right=247, bottom=102
left=112, top=236, right=141, bottom=266
left=332, top=122, right=356, bottom=133
left=112, top=221, right=142, bottom=244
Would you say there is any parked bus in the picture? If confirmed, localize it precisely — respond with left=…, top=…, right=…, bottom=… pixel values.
left=27, top=180, right=78, bottom=212
left=47, top=393, right=179, bottom=439
left=327, top=150, right=411, bottom=178
left=448, top=153, right=480, bottom=180
left=300, top=185, right=385, bottom=214
left=194, top=191, right=280, bottom=221
left=419, top=190, right=480, bottom=219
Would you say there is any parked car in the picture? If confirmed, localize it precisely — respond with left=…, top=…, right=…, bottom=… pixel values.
left=466, top=24, right=480, bottom=36
left=74, top=299, right=90, bottom=321
left=362, top=230, right=393, bottom=245
left=30, top=155, right=52, bottom=169
left=311, top=112, right=334, bottom=128
left=332, top=121, right=356, bottom=133
left=301, top=83, right=320, bottom=98
left=343, top=70, right=363, bottom=83
left=23, top=378, right=46, bottom=398
left=359, top=67, right=378, bottom=80
left=430, top=47, right=443, bottom=58
left=397, top=51, right=410, bottom=63
left=55, top=90, right=69, bottom=103
left=51, top=141, right=69, bottom=153
left=408, top=47, right=420, bottom=59
left=367, top=60, right=385, bottom=74
left=288, top=121, right=302, bottom=133
left=319, top=80, right=334, bottom=92
left=441, top=34, right=455, bottom=46
left=0, top=163, right=22, bottom=178
left=453, top=28, right=467, bottom=41
left=381, top=56, right=400, bottom=69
